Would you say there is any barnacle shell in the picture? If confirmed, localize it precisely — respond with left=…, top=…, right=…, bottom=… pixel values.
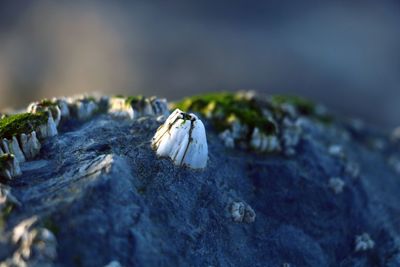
left=152, top=109, right=208, bottom=169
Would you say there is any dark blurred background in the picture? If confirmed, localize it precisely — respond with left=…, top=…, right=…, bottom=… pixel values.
left=0, top=1, right=399, bottom=128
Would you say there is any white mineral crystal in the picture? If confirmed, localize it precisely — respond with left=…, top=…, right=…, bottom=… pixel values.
left=229, top=201, right=256, bottom=223
left=0, top=154, right=22, bottom=180
left=38, top=112, right=58, bottom=138
left=328, top=177, right=345, bottom=194
left=20, top=131, right=41, bottom=159
left=151, top=109, right=208, bottom=169
left=355, top=233, right=375, bottom=252
left=250, top=127, right=280, bottom=152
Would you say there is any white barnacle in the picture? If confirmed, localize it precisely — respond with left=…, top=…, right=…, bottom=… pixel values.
left=8, top=136, right=26, bottom=163
left=68, top=96, right=98, bottom=121
left=328, top=144, right=345, bottom=159
left=281, top=117, right=302, bottom=156
left=38, top=111, right=58, bottom=138
left=250, top=127, right=280, bottom=152
left=218, top=129, right=235, bottom=148
left=229, top=201, right=256, bottom=223
left=109, top=96, right=170, bottom=120
left=2, top=139, right=10, bottom=154
left=108, top=97, right=135, bottom=119
left=27, top=100, right=62, bottom=126
left=149, top=97, right=170, bottom=117
left=328, top=177, right=345, bottom=194
left=0, top=154, right=22, bottom=180
left=345, top=161, right=360, bottom=179
left=151, top=109, right=208, bottom=169
left=20, top=131, right=41, bottom=160
left=355, top=233, right=375, bottom=252
left=54, top=98, right=70, bottom=119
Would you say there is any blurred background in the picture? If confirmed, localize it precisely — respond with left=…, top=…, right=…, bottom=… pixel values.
left=0, top=0, right=399, bottom=128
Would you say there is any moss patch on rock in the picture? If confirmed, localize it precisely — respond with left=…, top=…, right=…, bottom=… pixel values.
left=269, top=94, right=332, bottom=123
left=0, top=112, right=48, bottom=139
left=174, top=92, right=277, bottom=134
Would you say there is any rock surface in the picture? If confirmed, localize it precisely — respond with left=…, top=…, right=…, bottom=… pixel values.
left=0, top=93, right=400, bottom=267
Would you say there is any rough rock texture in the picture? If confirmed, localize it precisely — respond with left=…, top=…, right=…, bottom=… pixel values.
left=0, top=95, right=400, bottom=267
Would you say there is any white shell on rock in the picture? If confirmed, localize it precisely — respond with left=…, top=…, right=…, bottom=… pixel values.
left=70, top=99, right=98, bottom=120
left=151, top=109, right=208, bottom=169
left=328, top=177, right=345, bottom=194
left=219, top=129, right=235, bottom=148
left=355, top=233, right=375, bottom=252
left=2, top=139, right=10, bottom=154
left=108, top=97, right=135, bottom=119
left=281, top=118, right=302, bottom=156
left=55, top=98, right=70, bottom=118
left=229, top=201, right=256, bottom=223
left=20, top=131, right=41, bottom=160
left=109, top=96, right=170, bottom=120
left=38, top=112, right=58, bottom=138
left=149, top=97, right=170, bottom=117
left=250, top=127, right=280, bottom=152
left=9, top=136, right=26, bottom=163
left=28, top=101, right=62, bottom=126
left=0, top=154, right=22, bottom=179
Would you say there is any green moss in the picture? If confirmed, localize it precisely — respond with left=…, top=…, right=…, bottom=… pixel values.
left=0, top=112, right=48, bottom=139
left=174, top=92, right=277, bottom=134
left=0, top=201, right=15, bottom=231
left=37, top=99, right=57, bottom=107
left=85, top=96, right=97, bottom=102
left=269, top=95, right=332, bottom=123
left=32, top=99, right=60, bottom=119
left=125, top=95, right=150, bottom=110
left=270, top=95, right=316, bottom=115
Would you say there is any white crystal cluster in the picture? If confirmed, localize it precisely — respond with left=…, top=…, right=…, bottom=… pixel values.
left=152, top=109, right=208, bottom=169
left=109, top=96, right=169, bottom=120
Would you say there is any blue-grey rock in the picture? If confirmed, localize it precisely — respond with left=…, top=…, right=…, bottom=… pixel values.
left=0, top=103, right=399, bottom=267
